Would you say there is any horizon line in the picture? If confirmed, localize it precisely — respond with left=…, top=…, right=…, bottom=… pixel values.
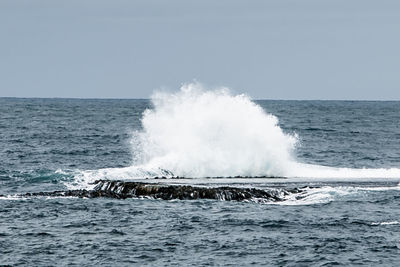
left=1, top=96, right=400, bottom=102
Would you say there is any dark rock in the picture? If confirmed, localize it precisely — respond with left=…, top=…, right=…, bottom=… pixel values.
left=2, top=180, right=305, bottom=202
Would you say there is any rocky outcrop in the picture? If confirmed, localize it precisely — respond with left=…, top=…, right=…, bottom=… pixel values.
left=7, top=180, right=304, bottom=202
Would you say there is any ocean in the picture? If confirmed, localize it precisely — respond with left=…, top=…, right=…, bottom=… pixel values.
left=1, top=85, right=400, bottom=266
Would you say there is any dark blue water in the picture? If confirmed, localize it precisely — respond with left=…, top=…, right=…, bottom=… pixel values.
left=1, top=98, right=400, bottom=266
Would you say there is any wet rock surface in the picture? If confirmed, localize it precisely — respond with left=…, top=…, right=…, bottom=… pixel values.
left=3, top=180, right=305, bottom=202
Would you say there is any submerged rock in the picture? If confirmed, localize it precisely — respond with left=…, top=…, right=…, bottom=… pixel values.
left=6, top=180, right=304, bottom=202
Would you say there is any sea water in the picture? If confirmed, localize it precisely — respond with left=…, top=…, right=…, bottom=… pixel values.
left=1, top=84, right=400, bottom=265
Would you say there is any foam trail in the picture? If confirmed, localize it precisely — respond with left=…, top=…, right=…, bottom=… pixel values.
left=276, top=183, right=400, bottom=206
left=288, top=162, right=400, bottom=179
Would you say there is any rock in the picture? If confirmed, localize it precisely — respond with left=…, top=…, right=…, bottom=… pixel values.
left=2, top=180, right=305, bottom=202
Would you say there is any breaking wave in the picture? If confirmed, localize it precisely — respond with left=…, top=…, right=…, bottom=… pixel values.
left=136, top=83, right=297, bottom=178
left=72, top=82, right=400, bottom=187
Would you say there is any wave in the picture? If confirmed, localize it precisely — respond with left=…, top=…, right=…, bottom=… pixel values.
left=70, top=82, right=400, bottom=187
left=371, top=221, right=400, bottom=226
left=134, top=83, right=297, bottom=178
left=276, top=184, right=400, bottom=206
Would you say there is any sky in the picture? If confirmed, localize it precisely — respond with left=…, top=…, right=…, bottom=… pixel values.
left=1, top=0, right=400, bottom=100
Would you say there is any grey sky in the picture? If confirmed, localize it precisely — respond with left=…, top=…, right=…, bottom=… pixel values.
left=1, top=0, right=399, bottom=100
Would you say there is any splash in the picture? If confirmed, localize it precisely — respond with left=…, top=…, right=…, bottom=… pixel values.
left=136, top=83, right=297, bottom=178
left=72, top=82, right=400, bottom=187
